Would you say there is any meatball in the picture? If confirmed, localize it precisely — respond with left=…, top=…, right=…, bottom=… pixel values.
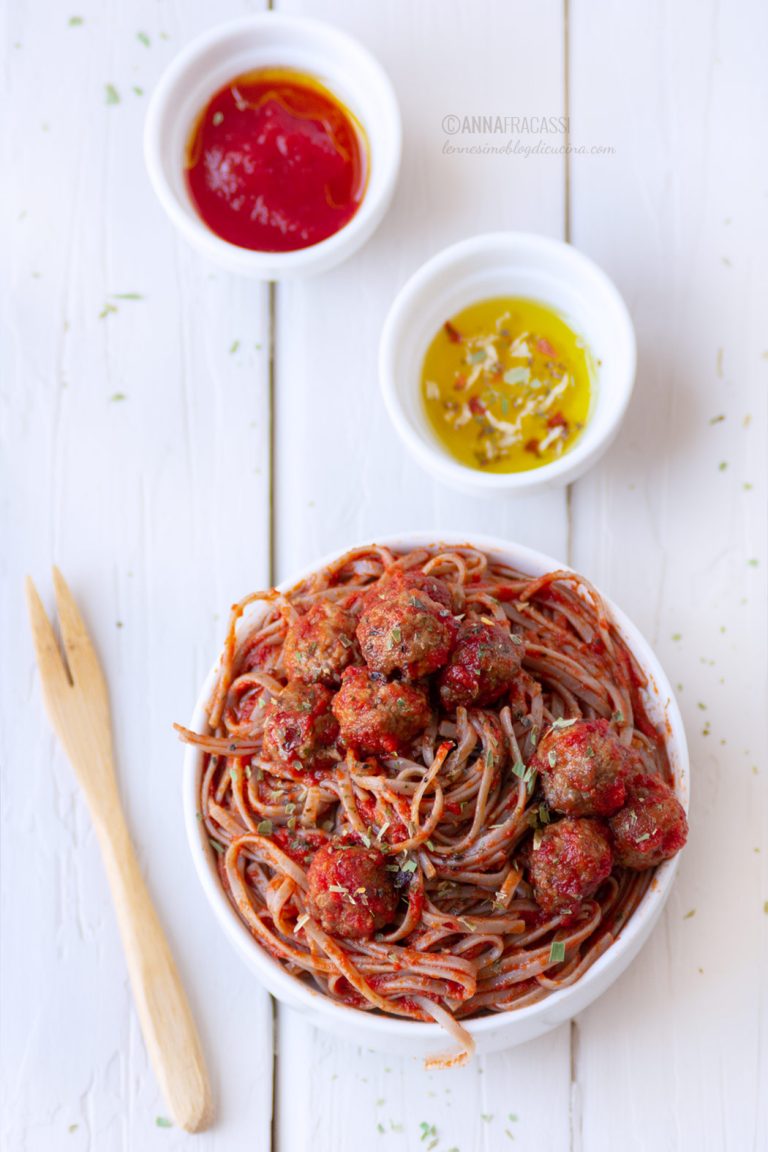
left=283, top=600, right=357, bottom=686
left=364, top=566, right=462, bottom=613
left=529, top=817, right=613, bottom=916
left=609, top=773, right=688, bottom=870
left=262, top=681, right=339, bottom=772
left=438, top=620, right=522, bottom=710
left=306, top=840, right=400, bottom=939
left=332, top=666, right=431, bottom=755
left=357, top=588, right=457, bottom=680
left=534, top=718, right=630, bottom=817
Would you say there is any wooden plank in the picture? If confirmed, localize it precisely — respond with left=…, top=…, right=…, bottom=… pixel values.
left=274, top=0, right=570, bottom=582
left=568, top=1, right=768, bottom=1149
left=0, top=3, right=273, bottom=1149
left=273, top=3, right=572, bottom=1150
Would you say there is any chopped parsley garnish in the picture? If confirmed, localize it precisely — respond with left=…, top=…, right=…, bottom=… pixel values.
left=551, top=717, right=577, bottom=729
left=612, top=710, right=624, bottom=724
left=547, top=750, right=557, bottom=767
left=683, top=908, right=696, bottom=919
left=257, top=819, right=273, bottom=835
left=548, top=939, right=566, bottom=963
left=137, top=30, right=150, bottom=47
left=105, top=83, right=120, bottom=105
left=511, top=760, right=526, bottom=779
left=207, top=838, right=224, bottom=855
left=155, top=1116, right=173, bottom=1128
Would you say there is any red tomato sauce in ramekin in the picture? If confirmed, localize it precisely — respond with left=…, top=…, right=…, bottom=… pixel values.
left=184, top=68, right=368, bottom=253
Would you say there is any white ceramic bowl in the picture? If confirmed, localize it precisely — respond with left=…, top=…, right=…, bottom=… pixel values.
left=144, top=14, right=401, bottom=278
left=182, top=532, right=688, bottom=1060
left=380, top=234, right=636, bottom=495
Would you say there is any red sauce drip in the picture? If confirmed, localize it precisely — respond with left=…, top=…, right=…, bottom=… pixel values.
left=185, top=69, right=367, bottom=252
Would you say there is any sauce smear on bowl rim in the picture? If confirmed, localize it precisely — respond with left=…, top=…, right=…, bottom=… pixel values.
left=185, top=67, right=368, bottom=253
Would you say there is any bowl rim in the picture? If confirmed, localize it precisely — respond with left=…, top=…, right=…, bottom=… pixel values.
left=182, top=530, right=689, bottom=1042
left=379, top=232, right=637, bottom=491
left=144, top=11, right=402, bottom=277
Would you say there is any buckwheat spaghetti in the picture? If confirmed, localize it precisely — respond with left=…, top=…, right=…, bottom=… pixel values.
left=177, top=544, right=685, bottom=1066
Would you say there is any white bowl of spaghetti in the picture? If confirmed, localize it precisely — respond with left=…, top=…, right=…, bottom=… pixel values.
left=179, top=533, right=689, bottom=1064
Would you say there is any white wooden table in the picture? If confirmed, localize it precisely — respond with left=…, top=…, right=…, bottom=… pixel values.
left=2, top=1, right=767, bottom=1149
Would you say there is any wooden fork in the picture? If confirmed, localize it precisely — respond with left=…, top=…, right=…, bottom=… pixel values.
left=26, top=567, right=213, bottom=1133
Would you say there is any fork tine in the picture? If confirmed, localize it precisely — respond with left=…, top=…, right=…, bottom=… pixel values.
left=25, top=574, right=72, bottom=719
left=51, top=566, right=108, bottom=701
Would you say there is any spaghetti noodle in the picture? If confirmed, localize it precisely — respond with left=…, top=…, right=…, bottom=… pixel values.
left=177, top=544, right=686, bottom=1064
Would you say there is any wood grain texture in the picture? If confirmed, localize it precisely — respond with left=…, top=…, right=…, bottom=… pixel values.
left=272, top=4, right=572, bottom=1151
left=0, top=3, right=274, bottom=1149
left=568, top=1, right=768, bottom=1150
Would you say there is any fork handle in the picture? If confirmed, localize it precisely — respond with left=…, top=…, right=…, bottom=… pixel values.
left=95, top=807, right=213, bottom=1132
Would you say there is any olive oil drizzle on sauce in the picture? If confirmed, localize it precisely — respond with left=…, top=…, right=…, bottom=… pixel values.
left=421, top=297, right=594, bottom=473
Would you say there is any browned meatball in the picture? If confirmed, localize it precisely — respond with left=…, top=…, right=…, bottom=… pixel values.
left=306, top=840, right=400, bottom=939
left=283, top=600, right=357, bottom=685
left=357, top=588, right=457, bottom=680
left=609, top=773, right=688, bottom=870
left=262, top=681, right=339, bottom=773
left=438, top=620, right=522, bottom=710
left=363, top=566, right=462, bottom=613
left=529, top=817, right=613, bottom=916
left=533, top=718, right=631, bottom=817
left=332, top=666, right=431, bottom=755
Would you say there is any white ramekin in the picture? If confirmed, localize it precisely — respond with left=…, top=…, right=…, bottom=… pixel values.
left=379, top=234, right=637, bottom=495
left=144, top=14, right=401, bottom=278
left=182, top=533, right=688, bottom=1061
